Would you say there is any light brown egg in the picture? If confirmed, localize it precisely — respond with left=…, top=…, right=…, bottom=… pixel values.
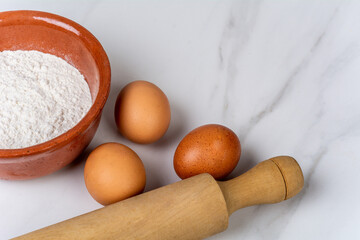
left=114, top=80, right=171, bottom=144
left=174, top=124, right=241, bottom=180
left=84, top=142, right=146, bottom=205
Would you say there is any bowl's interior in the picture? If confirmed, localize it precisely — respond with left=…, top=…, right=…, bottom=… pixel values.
left=0, top=12, right=99, bottom=101
left=0, top=11, right=110, bottom=157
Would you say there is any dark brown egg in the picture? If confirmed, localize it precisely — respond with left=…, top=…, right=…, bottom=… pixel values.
left=174, top=124, right=241, bottom=180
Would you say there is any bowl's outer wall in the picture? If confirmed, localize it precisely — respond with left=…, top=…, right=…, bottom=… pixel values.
left=0, top=115, right=101, bottom=180
left=0, top=11, right=110, bottom=180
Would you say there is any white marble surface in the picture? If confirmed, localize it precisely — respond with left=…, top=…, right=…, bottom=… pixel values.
left=1, top=0, right=360, bottom=239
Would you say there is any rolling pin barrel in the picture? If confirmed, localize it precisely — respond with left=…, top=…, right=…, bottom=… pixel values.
left=14, top=156, right=304, bottom=240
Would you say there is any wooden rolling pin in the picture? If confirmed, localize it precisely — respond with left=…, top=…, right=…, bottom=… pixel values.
left=14, top=156, right=304, bottom=240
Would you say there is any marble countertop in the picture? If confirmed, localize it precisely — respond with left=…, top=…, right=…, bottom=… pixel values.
left=1, top=0, right=359, bottom=239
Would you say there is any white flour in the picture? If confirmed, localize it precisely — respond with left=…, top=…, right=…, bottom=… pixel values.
left=0, top=50, right=92, bottom=149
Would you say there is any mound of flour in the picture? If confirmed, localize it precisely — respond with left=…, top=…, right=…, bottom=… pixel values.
left=0, top=50, right=92, bottom=149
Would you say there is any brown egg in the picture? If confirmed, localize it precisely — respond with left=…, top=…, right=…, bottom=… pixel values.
left=114, top=80, right=171, bottom=144
left=84, top=142, right=146, bottom=205
left=174, top=124, right=241, bottom=180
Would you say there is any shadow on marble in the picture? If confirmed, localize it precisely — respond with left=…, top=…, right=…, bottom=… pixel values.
left=152, top=102, right=187, bottom=149
left=101, top=70, right=133, bottom=137
left=143, top=161, right=166, bottom=192
left=64, top=147, right=92, bottom=172
left=226, top=145, right=258, bottom=180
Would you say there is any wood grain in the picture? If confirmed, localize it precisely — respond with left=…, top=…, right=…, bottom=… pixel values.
left=14, top=156, right=304, bottom=240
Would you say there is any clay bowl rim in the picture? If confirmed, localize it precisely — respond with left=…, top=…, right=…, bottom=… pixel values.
left=0, top=10, right=111, bottom=158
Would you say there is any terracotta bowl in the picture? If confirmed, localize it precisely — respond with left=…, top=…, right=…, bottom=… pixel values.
left=0, top=11, right=111, bottom=180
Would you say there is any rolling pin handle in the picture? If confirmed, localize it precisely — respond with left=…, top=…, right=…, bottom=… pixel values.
left=218, top=156, right=304, bottom=215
